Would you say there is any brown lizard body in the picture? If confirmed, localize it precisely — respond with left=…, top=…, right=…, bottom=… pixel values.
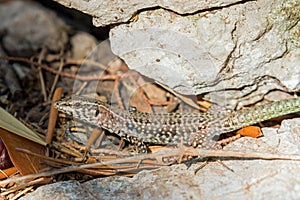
left=55, top=95, right=300, bottom=153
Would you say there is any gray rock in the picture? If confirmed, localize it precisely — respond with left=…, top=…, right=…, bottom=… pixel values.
left=20, top=180, right=96, bottom=200
left=70, top=32, right=98, bottom=59
left=0, top=1, right=68, bottom=57
left=53, top=0, right=244, bottom=27
left=110, top=0, right=300, bottom=107
left=52, top=0, right=299, bottom=107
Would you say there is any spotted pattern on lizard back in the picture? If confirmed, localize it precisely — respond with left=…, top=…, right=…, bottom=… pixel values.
left=55, top=95, right=300, bottom=153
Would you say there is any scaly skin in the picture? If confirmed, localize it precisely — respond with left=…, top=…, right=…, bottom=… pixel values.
left=55, top=95, right=300, bottom=152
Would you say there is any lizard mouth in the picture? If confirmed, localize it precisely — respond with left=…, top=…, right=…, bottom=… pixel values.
left=54, top=100, right=72, bottom=114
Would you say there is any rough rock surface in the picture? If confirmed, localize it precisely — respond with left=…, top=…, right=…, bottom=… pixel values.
left=20, top=180, right=96, bottom=200
left=52, top=0, right=300, bottom=108
left=110, top=0, right=300, bottom=108
left=53, top=0, right=245, bottom=26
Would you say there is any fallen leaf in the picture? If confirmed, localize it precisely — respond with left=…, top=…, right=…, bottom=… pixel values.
left=0, top=107, right=46, bottom=146
left=155, top=81, right=201, bottom=109
left=0, top=107, right=46, bottom=175
left=0, top=167, right=17, bottom=180
left=237, top=126, right=263, bottom=138
left=129, top=87, right=152, bottom=112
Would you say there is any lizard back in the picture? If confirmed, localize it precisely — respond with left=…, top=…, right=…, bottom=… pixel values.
left=55, top=95, right=300, bottom=148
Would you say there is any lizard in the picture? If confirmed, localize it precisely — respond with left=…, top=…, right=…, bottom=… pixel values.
left=54, top=95, right=300, bottom=153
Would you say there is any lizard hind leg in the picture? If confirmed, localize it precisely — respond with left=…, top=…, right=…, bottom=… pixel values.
left=124, top=135, right=148, bottom=154
left=189, top=129, right=222, bottom=150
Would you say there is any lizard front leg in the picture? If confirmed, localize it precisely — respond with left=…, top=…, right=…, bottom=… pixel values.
left=122, top=135, right=148, bottom=153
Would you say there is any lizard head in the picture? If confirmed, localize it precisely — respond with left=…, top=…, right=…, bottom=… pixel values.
left=54, top=95, right=111, bottom=123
